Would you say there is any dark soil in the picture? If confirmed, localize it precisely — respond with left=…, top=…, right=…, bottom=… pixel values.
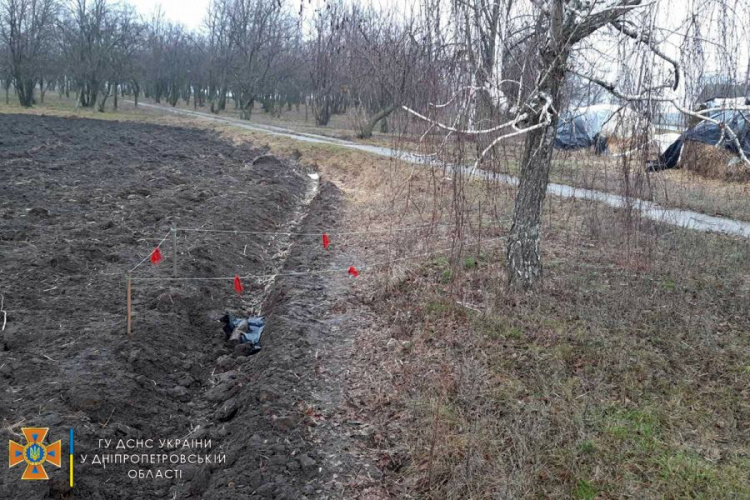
left=0, top=114, right=363, bottom=499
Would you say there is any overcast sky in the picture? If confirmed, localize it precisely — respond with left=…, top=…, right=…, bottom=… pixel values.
left=128, top=0, right=206, bottom=30
left=126, top=0, right=747, bottom=88
left=126, top=0, right=408, bottom=31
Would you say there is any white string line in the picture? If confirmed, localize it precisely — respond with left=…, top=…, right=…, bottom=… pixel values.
left=131, top=228, right=503, bottom=281
left=129, top=229, right=173, bottom=274
left=173, top=219, right=507, bottom=236
left=1, top=295, right=5, bottom=332
left=129, top=236, right=505, bottom=283
left=128, top=218, right=510, bottom=275
left=0, top=228, right=505, bottom=282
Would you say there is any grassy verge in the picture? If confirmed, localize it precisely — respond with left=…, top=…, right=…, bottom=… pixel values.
left=349, top=194, right=750, bottom=498
left=550, top=150, right=750, bottom=222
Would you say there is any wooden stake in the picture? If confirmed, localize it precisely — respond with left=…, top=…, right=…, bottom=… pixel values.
left=477, top=200, right=482, bottom=263
left=126, top=274, right=132, bottom=337
left=172, top=227, right=178, bottom=277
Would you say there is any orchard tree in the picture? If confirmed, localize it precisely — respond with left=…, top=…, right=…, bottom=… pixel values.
left=346, top=6, right=425, bottom=138
left=309, top=1, right=347, bottom=126
left=406, top=0, right=749, bottom=289
left=60, top=0, right=131, bottom=109
left=0, top=0, right=57, bottom=106
left=223, top=0, right=291, bottom=120
left=141, top=13, right=191, bottom=107
left=205, top=0, right=231, bottom=112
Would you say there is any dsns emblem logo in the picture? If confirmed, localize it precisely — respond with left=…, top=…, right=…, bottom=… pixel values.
left=9, top=427, right=62, bottom=480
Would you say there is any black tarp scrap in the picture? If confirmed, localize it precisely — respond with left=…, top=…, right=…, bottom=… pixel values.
left=554, top=107, right=617, bottom=152
left=654, top=109, right=750, bottom=170
left=555, top=113, right=599, bottom=150
left=220, top=313, right=264, bottom=355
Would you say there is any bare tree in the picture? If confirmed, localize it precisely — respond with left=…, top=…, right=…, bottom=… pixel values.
left=140, top=12, right=190, bottom=107
left=104, top=3, right=141, bottom=111
left=185, top=34, right=209, bottom=109
left=309, top=1, right=347, bottom=126
left=205, top=0, right=231, bottom=112
left=222, top=0, right=290, bottom=120
left=404, top=0, right=749, bottom=289
left=344, top=6, right=425, bottom=138
left=0, top=42, right=11, bottom=103
left=60, top=0, right=122, bottom=108
left=0, top=0, right=57, bottom=106
left=270, top=29, right=306, bottom=115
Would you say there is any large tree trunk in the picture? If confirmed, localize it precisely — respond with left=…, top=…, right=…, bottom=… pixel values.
left=20, top=78, right=34, bottom=107
left=239, top=96, right=254, bottom=120
left=80, top=85, right=88, bottom=107
left=313, top=96, right=331, bottom=126
left=505, top=114, right=558, bottom=288
left=217, top=87, right=227, bottom=112
left=90, top=81, right=99, bottom=108
left=15, top=75, right=34, bottom=107
left=505, top=0, right=568, bottom=289
left=97, top=82, right=112, bottom=112
left=358, top=105, right=396, bottom=139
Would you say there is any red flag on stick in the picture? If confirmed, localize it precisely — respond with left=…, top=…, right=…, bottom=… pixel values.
left=348, top=266, right=359, bottom=277
left=233, top=275, right=244, bottom=294
left=322, top=233, right=330, bottom=250
left=150, top=247, right=163, bottom=264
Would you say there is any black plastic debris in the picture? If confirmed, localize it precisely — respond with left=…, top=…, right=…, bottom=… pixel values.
left=653, top=109, right=750, bottom=170
left=555, top=112, right=604, bottom=151
left=554, top=105, right=623, bottom=153
left=220, top=313, right=265, bottom=355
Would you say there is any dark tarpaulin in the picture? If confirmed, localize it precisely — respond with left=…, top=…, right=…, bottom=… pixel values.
left=655, top=109, right=750, bottom=170
left=554, top=106, right=618, bottom=153
left=220, top=313, right=264, bottom=355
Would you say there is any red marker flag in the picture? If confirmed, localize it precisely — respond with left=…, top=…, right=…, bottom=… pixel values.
left=348, top=266, right=359, bottom=277
left=150, top=247, right=163, bottom=264
left=233, top=275, right=244, bottom=294
left=322, top=233, right=330, bottom=250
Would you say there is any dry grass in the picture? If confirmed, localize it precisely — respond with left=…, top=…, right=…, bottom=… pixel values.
left=604, top=136, right=648, bottom=155
left=679, top=141, right=750, bottom=182
left=222, top=109, right=750, bottom=498
left=141, top=96, right=404, bottom=149
left=347, top=190, right=750, bottom=499
left=271, top=133, right=750, bottom=498
left=551, top=150, right=750, bottom=222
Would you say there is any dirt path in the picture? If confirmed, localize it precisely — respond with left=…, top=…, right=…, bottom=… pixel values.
left=133, top=101, right=750, bottom=239
left=0, top=114, right=381, bottom=499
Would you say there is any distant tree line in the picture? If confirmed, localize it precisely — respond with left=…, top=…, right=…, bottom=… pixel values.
left=0, top=0, right=438, bottom=137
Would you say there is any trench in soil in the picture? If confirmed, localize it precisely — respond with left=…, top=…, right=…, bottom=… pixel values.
left=0, top=114, right=340, bottom=499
